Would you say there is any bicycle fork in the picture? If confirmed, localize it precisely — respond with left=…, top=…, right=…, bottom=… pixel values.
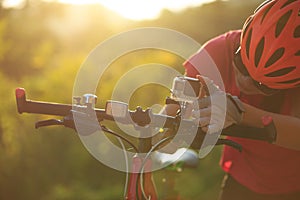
left=126, top=155, right=158, bottom=200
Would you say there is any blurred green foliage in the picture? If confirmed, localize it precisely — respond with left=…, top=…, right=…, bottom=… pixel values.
left=0, top=0, right=263, bottom=199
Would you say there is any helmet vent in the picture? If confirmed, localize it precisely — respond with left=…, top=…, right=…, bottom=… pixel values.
left=242, top=16, right=253, bottom=39
left=278, top=77, right=300, bottom=84
left=255, top=0, right=272, bottom=13
left=255, top=38, right=265, bottom=67
left=294, top=25, right=300, bottom=38
left=295, top=50, right=300, bottom=56
left=265, top=66, right=296, bottom=77
left=245, top=28, right=252, bottom=59
left=275, top=10, right=292, bottom=38
left=265, top=48, right=285, bottom=68
left=260, top=4, right=273, bottom=24
left=281, top=0, right=297, bottom=9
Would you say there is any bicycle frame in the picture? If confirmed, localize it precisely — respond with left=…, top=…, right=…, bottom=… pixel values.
left=126, top=155, right=157, bottom=200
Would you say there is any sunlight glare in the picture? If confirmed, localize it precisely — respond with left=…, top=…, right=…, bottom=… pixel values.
left=58, top=0, right=213, bottom=21
left=3, top=0, right=214, bottom=20
left=2, top=0, right=26, bottom=8
left=100, top=0, right=163, bottom=20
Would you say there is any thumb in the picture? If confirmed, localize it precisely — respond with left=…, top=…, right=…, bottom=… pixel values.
left=196, top=75, right=220, bottom=95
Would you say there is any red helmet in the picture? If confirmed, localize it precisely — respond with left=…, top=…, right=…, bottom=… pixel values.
left=240, top=0, right=300, bottom=89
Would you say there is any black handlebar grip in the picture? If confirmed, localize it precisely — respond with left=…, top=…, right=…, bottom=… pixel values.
left=15, top=88, right=72, bottom=116
left=222, top=116, right=277, bottom=143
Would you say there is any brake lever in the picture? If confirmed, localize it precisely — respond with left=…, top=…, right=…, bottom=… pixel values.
left=216, top=139, right=242, bottom=152
left=35, top=119, right=64, bottom=129
left=35, top=115, right=77, bottom=131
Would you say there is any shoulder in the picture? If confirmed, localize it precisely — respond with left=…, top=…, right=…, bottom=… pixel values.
left=203, top=30, right=241, bottom=53
left=224, top=30, right=242, bottom=41
left=187, top=30, right=242, bottom=64
left=203, top=30, right=241, bottom=72
left=184, top=30, right=241, bottom=88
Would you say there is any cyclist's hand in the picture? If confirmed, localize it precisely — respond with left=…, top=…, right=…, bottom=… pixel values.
left=192, top=76, right=245, bottom=133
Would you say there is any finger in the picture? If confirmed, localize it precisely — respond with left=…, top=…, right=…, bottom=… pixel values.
left=196, top=75, right=209, bottom=97
left=182, top=103, right=193, bottom=118
left=201, top=126, right=208, bottom=133
left=194, top=116, right=210, bottom=127
left=210, top=105, right=227, bottom=125
left=200, top=107, right=211, bottom=117
left=198, top=75, right=221, bottom=95
left=207, top=124, right=223, bottom=134
left=192, top=107, right=211, bottom=118
left=194, top=96, right=211, bottom=109
left=192, top=109, right=201, bottom=118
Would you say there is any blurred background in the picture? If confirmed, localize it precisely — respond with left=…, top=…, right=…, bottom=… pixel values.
left=1, top=0, right=264, bottom=199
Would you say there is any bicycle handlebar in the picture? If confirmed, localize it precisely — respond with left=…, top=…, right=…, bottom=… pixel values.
left=15, top=88, right=277, bottom=145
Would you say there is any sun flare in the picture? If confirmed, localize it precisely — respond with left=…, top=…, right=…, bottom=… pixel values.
left=3, top=0, right=212, bottom=21
left=57, top=0, right=212, bottom=21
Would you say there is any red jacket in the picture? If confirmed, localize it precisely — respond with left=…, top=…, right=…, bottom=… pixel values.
left=184, top=30, right=300, bottom=194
